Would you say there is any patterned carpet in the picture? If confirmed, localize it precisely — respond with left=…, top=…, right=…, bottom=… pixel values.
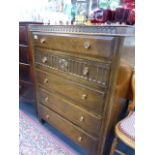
left=19, top=110, right=76, bottom=155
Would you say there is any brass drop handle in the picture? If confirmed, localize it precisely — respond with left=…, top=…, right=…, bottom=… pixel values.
left=84, top=41, right=90, bottom=49
left=40, top=38, right=46, bottom=44
left=79, top=116, right=84, bottom=122
left=83, top=67, right=89, bottom=76
left=78, top=136, right=82, bottom=142
left=81, top=94, right=87, bottom=100
left=44, top=78, right=48, bottom=84
left=46, top=114, right=50, bottom=120
left=42, top=56, right=47, bottom=63
left=45, top=97, right=48, bottom=102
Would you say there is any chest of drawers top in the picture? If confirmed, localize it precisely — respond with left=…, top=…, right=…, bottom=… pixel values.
left=29, top=25, right=134, bottom=36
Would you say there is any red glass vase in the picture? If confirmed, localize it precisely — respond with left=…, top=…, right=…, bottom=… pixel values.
left=90, top=8, right=110, bottom=24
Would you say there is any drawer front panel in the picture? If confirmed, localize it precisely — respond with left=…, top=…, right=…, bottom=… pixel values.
left=32, top=33, right=116, bottom=58
left=38, top=104, right=98, bottom=152
left=19, top=26, right=28, bottom=45
left=19, top=46, right=29, bottom=63
left=37, top=88, right=102, bottom=136
left=36, top=70, right=105, bottom=114
left=19, top=82, right=35, bottom=102
left=34, top=49, right=111, bottom=87
left=19, top=63, right=31, bottom=82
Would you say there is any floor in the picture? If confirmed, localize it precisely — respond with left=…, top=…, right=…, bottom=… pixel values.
left=19, top=102, right=134, bottom=155
left=19, top=102, right=89, bottom=155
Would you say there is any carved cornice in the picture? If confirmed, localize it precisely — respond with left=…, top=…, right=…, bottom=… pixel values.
left=29, top=25, right=134, bottom=37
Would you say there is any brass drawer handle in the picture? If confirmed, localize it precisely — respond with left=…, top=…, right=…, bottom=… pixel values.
left=79, top=116, right=84, bottom=122
left=81, top=94, right=87, bottom=100
left=44, top=78, right=48, bottom=84
left=46, top=114, right=50, bottom=120
left=84, top=41, right=90, bottom=49
left=40, top=38, right=46, bottom=44
left=42, top=56, right=47, bottom=63
left=82, top=67, right=89, bottom=76
left=45, top=97, right=48, bottom=102
left=78, top=136, right=83, bottom=142
left=33, top=35, right=38, bottom=40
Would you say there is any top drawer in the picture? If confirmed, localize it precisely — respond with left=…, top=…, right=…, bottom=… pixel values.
left=32, top=32, right=117, bottom=59
left=19, top=26, right=28, bottom=45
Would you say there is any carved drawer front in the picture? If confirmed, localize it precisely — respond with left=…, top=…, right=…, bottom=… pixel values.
left=32, top=32, right=116, bottom=58
left=36, top=70, right=105, bottom=114
left=34, top=49, right=111, bottom=87
left=37, top=88, right=102, bottom=136
left=38, top=104, right=98, bottom=153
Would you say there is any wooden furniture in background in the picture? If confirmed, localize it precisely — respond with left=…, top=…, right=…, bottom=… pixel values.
left=28, top=25, right=135, bottom=155
left=110, top=72, right=135, bottom=155
left=19, top=22, right=42, bottom=104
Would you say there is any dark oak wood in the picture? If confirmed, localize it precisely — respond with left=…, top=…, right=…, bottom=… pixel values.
left=37, top=87, right=102, bottom=136
left=19, top=46, right=29, bottom=63
left=36, top=69, right=106, bottom=115
left=19, top=63, right=31, bottom=82
left=19, top=22, right=42, bottom=104
left=32, top=32, right=117, bottom=59
left=38, top=103, right=98, bottom=154
left=28, top=25, right=135, bottom=155
left=34, top=48, right=111, bottom=88
left=19, top=25, right=28, bottom=45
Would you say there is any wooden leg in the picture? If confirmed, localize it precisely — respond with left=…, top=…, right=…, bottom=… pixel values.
left=38, top=117, right=45, bottom=124
left=110, top=137, right=118, bottom=155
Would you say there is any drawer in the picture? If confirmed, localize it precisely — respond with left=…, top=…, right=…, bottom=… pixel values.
left=38, top=104, right=98, bottom=153
left=36, top=70, right=105, bottom=114
left=19, top=46, right=29, bottom=63
left=34, top=49, right=111, bottom=87
left=37, top=88, right=102, bottom=136
left=32, top=32, right=117, bottom=59
left=19, top=63, right=31, bottom=82
left=19, top=81, right=35, bottom=103
left=19, top=26, right=28, bottom=45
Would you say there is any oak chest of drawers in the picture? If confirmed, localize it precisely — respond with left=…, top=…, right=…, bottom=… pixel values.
left=28, top=25, right=135, bottom=155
